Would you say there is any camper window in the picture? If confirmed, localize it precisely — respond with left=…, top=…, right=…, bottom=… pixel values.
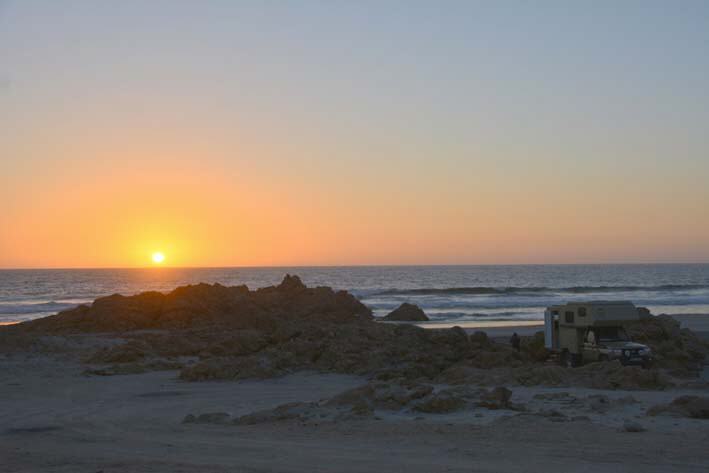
left=578, top=307, right=587, bottom=317
left=564, top=311, right=574, bottom=323
left=596, top=327, right=630, bottom=342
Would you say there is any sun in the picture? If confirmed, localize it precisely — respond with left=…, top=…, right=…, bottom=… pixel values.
left=151, top=252, right=165, bottom=264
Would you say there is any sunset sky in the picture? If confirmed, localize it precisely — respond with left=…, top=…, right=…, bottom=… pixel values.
left=2, top=1, right=709, bottom=268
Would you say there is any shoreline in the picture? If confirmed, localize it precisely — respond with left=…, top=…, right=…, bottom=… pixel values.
left=5, top=312, right=709, bottom=333
left=404, top=313, right=709, bottom=339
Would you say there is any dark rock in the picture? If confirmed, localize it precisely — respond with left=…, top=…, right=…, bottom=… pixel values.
left=586, top=394, right=611, bottom=412
left=326, top=382, right=435, bottom=411
left=647, top=396, right=709, bottom=419
left=622, top=420, right=646, bottom=432
left=578, top=361, right=672, bottom=390
left=5, top=426, right=63, bottom=434
left=84, top=360, right=182, bottom=376
left=183, top=412, right=232, bottom=424
left=469, top=331, right=491, bottom=348
left=616, top=395, right=640, bottom=405
left=625, top=315, right=709, bottom=374
left=536, top=409, right=566, bottom=418
left=179, top=356, right=281, bottom=381
left=234, top=402, right=318, bottom=425
left=86, top=340, right=150, bottom=363
left=414, top=393, right=466, bottom=413
left=637, top=307, right=652, bottom=319
left=15, top=274, right=372, bottom=333
left=382, top=303, right=429, bottom=322
left=477, top=387, right=513, bottom=410
left=533, top=392, right=575, bottom=401
left=570, top=415, right=591, bottom=422
left=277, top=274, right=306, bottom=292
left=521, top=331, right=549, bottom=362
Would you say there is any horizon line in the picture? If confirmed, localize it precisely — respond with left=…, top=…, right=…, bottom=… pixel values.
left=1, top=261, right=708, bottom=271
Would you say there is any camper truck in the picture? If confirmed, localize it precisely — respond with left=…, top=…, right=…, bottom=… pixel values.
left=544, top=301, right=652, bottom=367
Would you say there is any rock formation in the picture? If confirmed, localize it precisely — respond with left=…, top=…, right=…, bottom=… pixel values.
left=647, top=396, right=709, bottom=419
left=13, top=274, right=372, bottom=333
left=625, top=315, right=709, bottom=374
left=381, top=303, right=430, bottom=322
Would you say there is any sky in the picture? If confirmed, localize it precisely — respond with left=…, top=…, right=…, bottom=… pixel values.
left=1, top=0, right=708, bottom=268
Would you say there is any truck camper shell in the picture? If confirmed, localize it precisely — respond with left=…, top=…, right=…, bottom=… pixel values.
left=544, top=301, right=651, bottom=367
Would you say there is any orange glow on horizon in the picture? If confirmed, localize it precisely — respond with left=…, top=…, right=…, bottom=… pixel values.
left=0, top=149, right=707, bottom=269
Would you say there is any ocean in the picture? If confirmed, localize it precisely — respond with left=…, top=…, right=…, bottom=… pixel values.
left=1, top=264, right=709, bottom=326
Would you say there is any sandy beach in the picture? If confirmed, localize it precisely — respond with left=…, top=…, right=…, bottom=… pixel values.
left=1, top=278, right=708, bottom=473
left=2, top=348, right=708, bottom=472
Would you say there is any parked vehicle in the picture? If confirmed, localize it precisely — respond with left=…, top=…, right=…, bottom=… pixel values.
left=544, top=301, right=652, bottom=367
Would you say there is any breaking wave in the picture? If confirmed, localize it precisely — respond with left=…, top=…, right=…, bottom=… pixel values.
left=376, top=284, right=709, bottom=296
left=0, top=301, right=81, bottom=315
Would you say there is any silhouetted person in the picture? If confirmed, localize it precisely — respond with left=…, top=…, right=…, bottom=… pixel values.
left=510, top=332, right=521, bottom=352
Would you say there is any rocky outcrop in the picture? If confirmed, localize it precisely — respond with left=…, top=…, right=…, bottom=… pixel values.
left=13, top=274, right=372, bottom=333
left=477, top=387, right=513, bottom=409
left=84, top=360, right=182, bottom=376
left=647, top=396, right=709, bottom=419
left=621, top=420, right=646, bottom=432
left=327, top=382, right=435, bottom=411
left=413, top=392, right=467, bottom=413
left=437, top=359, right=672, bottom=391
left=179, top=355, right=282, bottom=381
left=183, top=412, right=232, bottom=425
left=624, top=315, right=709, bottom=375
left=234, top=402, right=325, bottom=425
left=174, top=322, right=474, bottom=381
left=585, top=394, right=638, bottom=413
left=206, top=381, right=521, bottom=426
left=577, top=360, right=672, bottom=390
left=381, top=303, right=429, bottom=322
left=520, top=332, right=549, bottom=362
